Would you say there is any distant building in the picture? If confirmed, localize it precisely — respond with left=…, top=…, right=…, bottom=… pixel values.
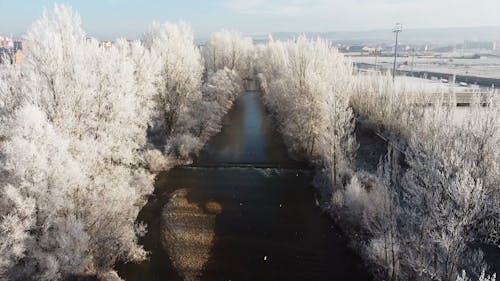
left=0, top=45, right=24, bottom=65
left=463, top=40, right=494, bottom=50
left=13, top=40, right=23, bottom=51
left=361, top=46, right=382, bottom=55
left=14, top=49, right=24, bottom=64
left=0, top=36, right=14, bottom=49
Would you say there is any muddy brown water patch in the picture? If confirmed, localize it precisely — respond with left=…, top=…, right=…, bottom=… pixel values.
left=161, top=188, right=222, bottom=281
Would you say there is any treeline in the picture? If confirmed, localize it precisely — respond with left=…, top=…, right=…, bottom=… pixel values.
left=0, top=5, right=251, bottom=281
left=255, top=37, right=498, bottom=281
left=347, top=75, right=499, bottom=281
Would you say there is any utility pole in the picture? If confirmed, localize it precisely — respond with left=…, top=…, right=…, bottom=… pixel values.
left=392, top=23, right=403, bottom=81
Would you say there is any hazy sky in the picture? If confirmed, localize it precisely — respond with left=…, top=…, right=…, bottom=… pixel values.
left=1, top=0, right=499, bottom=39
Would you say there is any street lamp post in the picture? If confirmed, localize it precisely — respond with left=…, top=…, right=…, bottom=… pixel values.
left=392, top=23, right=403, bottom=81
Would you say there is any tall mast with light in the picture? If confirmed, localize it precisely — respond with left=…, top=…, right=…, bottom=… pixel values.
left=392, top=23, right=403, bottom=81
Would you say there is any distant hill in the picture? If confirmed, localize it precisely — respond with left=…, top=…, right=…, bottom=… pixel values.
left=266, top=26, right=500, bottom=45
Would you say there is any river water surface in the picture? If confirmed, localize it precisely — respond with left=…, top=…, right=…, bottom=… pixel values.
left=117, top=91, right=371, bottom=281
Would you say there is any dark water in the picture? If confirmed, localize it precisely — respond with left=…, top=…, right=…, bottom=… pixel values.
left=117, top=91, right=371, bottom=281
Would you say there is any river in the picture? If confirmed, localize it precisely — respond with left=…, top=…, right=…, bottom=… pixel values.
left=116, top=91, right=371, bottom=281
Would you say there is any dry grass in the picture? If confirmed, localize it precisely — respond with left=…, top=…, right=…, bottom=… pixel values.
left=161, top=188, right=222, bottom=281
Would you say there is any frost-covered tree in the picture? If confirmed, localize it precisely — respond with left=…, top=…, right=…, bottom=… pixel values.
left=257, top=36, right=357, bottom=190
left=347, top=72, right=499, bottom=280
left=21, top=4, right=92, bottom=135
left=144, top=22, right=203, bottom=141
left=1, top=5, right=156, bottom=280
left=202, top=30, right=254, bottom=78
left=0, top=64, right=24, bottom=135
left=0, top=184, right=35, bottom=280
left=338, top=150, right=401, bottom=281
left=196, top=68, right=243, bottom=140
left=0, top=105, right=89, bottom=281
left=350, top=74, right=500, bottom=247
left=398, top=142, right=488, bottom=281
left=456, top=270, right=496, bottom=281
left=142, top=24, right=249, bottom=159
left=193, top=30, right=251, bottom=152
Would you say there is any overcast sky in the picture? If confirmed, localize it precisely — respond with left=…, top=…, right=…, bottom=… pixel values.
left=0, top=0, right=499, bottom=39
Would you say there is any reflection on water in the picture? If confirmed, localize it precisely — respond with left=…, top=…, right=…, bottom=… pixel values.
left=197, top=91, right=292, bottom=164
left=116, top=92, right=371, bottom=281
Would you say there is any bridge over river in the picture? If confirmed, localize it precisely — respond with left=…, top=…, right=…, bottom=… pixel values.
left=116, top=91, right=371, bottom=281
